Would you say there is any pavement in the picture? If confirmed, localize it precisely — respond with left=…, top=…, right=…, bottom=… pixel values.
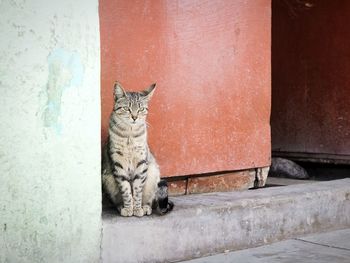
left=181, top=228, right=350, bottom=263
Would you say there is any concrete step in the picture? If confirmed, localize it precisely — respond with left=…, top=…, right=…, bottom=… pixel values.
left=102, top=178, right=350, bottom=263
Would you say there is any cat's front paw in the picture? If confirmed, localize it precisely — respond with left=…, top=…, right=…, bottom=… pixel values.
left=120, top=206, right=133, bottom=217
left=133, top=207, right=144, bottom=217
left=142, top=205, right=152, bottom=216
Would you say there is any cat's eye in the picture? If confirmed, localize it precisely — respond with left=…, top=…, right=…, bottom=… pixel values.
left=139, top=107, right=144, bottom=111
left=123, top=107, right=129, bottom=111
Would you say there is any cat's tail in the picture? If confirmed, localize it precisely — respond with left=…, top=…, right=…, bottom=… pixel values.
left=155, top=179, right=174, bottom=215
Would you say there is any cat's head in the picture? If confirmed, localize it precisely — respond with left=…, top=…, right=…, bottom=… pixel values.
left=113, top=81, right=156, bottom=125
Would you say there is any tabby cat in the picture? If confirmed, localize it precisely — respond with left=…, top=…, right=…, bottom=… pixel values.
left=102, top=82, right=173, bottom=217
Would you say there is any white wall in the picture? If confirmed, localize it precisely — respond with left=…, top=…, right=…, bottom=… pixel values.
left=0, top=0, right=101, bottom=262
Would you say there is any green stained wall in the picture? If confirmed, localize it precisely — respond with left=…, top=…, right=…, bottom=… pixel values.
left=0, top=0, right=101, bottom=262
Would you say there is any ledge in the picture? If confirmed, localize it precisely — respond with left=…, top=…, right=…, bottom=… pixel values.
left=102, top=179, right=350, bottom=263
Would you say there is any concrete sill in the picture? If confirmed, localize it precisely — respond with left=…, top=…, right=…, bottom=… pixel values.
left=102, top=179, right=350, bottom=263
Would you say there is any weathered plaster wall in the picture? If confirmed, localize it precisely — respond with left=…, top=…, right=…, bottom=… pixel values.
left=0, top=1, right=101, bottom=262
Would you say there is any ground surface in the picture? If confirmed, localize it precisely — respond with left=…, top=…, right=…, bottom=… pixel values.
left=181, top=228, right=350, bottom=263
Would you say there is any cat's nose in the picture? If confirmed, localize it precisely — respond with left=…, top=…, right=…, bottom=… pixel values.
left=132, top=116, right=137, bottom=121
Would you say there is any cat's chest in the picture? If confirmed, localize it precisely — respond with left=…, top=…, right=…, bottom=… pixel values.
left=123, top=146, right=146, bottom=158
left=122, top=148, right=147, bottom=175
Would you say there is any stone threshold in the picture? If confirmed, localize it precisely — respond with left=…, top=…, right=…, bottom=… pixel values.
left=102, top=178, right=350, bottom=263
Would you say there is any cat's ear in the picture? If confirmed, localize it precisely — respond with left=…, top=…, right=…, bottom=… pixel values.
left=141, top=83, right=156, bottom=100
left=114, top=81, right=126, bottom=100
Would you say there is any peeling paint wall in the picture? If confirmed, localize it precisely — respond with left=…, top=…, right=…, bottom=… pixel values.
left=0, top=1, right=101, bottom=262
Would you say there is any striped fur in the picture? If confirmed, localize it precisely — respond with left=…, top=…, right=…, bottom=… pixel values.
left=102, top=82, right=173, bottom=217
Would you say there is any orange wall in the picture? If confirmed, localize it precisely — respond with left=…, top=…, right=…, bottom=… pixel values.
left=100, top=0, right=271, bottom=177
